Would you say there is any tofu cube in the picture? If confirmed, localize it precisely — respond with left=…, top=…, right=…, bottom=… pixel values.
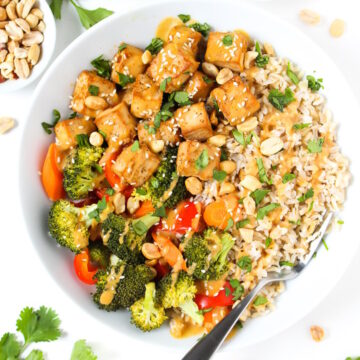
left=210, top=75, right=260, bottom=125
left=175, top=102, right=213, bottom=141
left=72, top=70, right=120, bottom=118
left=205, top=31, right=249, bottom=72
left=168, top=25, right=202, bottom=56
left=131, top=74, right=163, bottom=119
left=55, top=118, right=96, bottom=151
left=112, top=144, right=160, bottom=187
left=137, top=119, right=180, bottom=146
left=94, top=102, right=137, bottom=150
left=176, top=140, right=220, bottom=181
left=146, top=43, right=199, bottom=93
left=184, top=71, right=215, bottom=102
left=111, top=44, right=146, bottom=86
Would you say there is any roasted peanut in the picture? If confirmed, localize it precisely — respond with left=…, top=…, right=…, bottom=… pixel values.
left=185, top=176, right=203, bottom=195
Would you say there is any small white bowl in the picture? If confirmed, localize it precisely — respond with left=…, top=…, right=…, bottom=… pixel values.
left=0, top=0, right=56, bottom=93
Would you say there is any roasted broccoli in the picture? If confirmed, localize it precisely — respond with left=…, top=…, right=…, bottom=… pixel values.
left=130, top=282, right=167, bottom=331
left=48, top=199, right=97, bottom=253
left=156, top=271, right=204, bottom=325
left=183, top=228, right=235, bottom=280
left=101, top=212, right=160, bottom=264
left=93, top=260, right=156, bottom=311
left=89, top=241, right=111, bottom=269
left=133, top=146, right=189, bottom=208
left=63, top=144, right=104, bottom=200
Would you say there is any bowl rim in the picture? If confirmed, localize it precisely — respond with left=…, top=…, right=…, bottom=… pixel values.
left=19, top=0, right=360, bottom=352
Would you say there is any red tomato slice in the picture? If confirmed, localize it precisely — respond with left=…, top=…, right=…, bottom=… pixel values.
left=195, top=282, right=234, bottom=309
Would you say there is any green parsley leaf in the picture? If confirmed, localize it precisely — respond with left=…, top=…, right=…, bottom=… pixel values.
left=293, top=123, right=311, bottom=130
left=224, top=218, right=234, bottom=231
left=16, top=306, right=61, bottom=345
left=238, top=198, right=244, bottom=204
left=88, top=85, right=99, bottom=96
left=195, top=149, right=209, bottom=170
left=145, top=37, right=164, bottom=55
left=257, top=203, right=280, bottom=220
left=70, top=0, right=113, bottom=29
left=106, top=188, right=115, bottom=196
left=153, top=205, right=166, bottom=218
left=174, top=91, right=192, bottom=106
left=322, top=238, right=329, bottom=251
left=117, top=72, right=135, bottom=88
left=178, top=14, right=191, bottom=23
left=236, top=218, right=250, bottom=229
left=131, top=140, right=140, bottom=152
left=282, top=173, right=296, bottom=184
left=188, top=22, right=211, bottom=37
left=250, top=189, right=270, bottom=205
left=229, top=279, right=240, bottom=288
left=213, top=169, right=227, bottom=182
left=222, top=34, right=233, bottom=46
left=232, top=129, right=246, bottom=146
left=265, top=237, right=272, bottom=248
left=41, top=109, right=61, bottom=135
left=71, top=339, right=97, bottom=360
left=26, top=349, right=45, bottom=360
left=76, top=134, right=90, bottom=147
left=286, top=62, right=299, bottom=85
left=307, top=138, right=324, bottom=153
left=237, top=256, right=252, bottom=273
left=307, top=75, right=323, bottom=92
left=202, top=75, right=214, bottom=84
left=196, top=308, right=213, bottom=315
left=232, top=284, right=244, bottom=301
left=279, top=261, right=294, bottom=267
left=160, top=77, right=172, bottom=92
left=298, top=188, right=314, bottom=203
left=50, top=0, right=63, bottom=19
left=253, top=295, right=268, bottom=306
left=220, top=147, right=228, bottom=161
left=0, top=333, right=22, bottom=359
left=268, top=88, right=295, bottom=112
left=256, top=158, right=272, bottom=185
left=91, top=55, right=111, bottom=79
left=118, top=43, right=127, bottom=51
left=69, top=111, right=77, bottom=119
left=255, top=41, right=269, bottom=68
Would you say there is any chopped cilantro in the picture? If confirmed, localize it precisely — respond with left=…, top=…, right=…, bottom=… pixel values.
left=117, top=72, right=135, bottom=88
left=307, top=138, right=324, bottom=153
left=88, top=85, right=99, bottom=96
left=279, top=261, right=294, bottom=267
left=286, top=62, right=299, bottom=85
left=41, top=109, right=61, bottom=135
left=213, top=169, right=227, bottom=182
left=195, top=149, right=209, bottom=170
left=255, top=41, right=269, bottom=68
left=256, top=158, right=273, bottom=185
left=257, top=203, right=280, bottom=220
left=265, top=237, right=272, bottom=248
left=236, top=218, right=250, bottom=229
left=118, top=43, right=127, bottom=51
left=90, top=54, right=111, bottom=79
left=268, top=88, right=295, bottom=112
left=131, top=140, right=140, bottom=152
left=173, top=91, right=192, bottom=106
left=202, top=75, right=214, bottom=84
left=145, top=37, right=164, bottom=55
left=282, top=173, right=296, bottom=184
left=178, top=14, right=190, bottom=23
left=196, top=308, right=213, bottom=315
left=106, top=188, right=115, bottom=196
left=253, top=295, right=268, bottom=306
left=237, top=256, right=252, bottom=273
left=188, top=22, right=211, bottom=37
left=298, top=188, right=314, bottom=203
left=307, top=75, right=323, bottom=92
left=160, top=77, right=172, bottom=92
left=222, top=34, right=233, bottom=46
left=293, top=123, right=311, bottom=130
left=250, top=189, right=270, bottom=205
left=224, top=218, right=234, bottom=231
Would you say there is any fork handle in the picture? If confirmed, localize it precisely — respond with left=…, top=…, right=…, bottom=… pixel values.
left=182, top=278, right=271, bottom=360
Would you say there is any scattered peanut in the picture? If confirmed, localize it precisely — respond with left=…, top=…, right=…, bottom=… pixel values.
left=22, top=30, right=43, bottom=46
left=15, top=17, right=29, bottom=33
left=202, top=62, right=219, bottom=78
left=260, top=137, right=284, bottom=156
left=244, top=51, right=258, bottom=69
left=149, top=139, right=164, bottom=153
left=21, top=0, right=36, bottom=19
left=13, top=46, right=27, bottom=58
left=219, top=181, right=235, bottom=196
left=112, top=192, right=125, bottom=214
left=5, top=21, right=23, bottom=41
left=35, top=19, right=44, bottom=32
left=237, top=117, right=258, bottom=132
left=127, top=196, right=140, bottom=214
left=299, top=9, right=320, bottom=25
left=14, top=57, right=29, bottom=78
left=220, top=160, right=236, bottom=174
left=243, top=196, right=256, bottom=215
left=26, top=13, right=38, bottom=28
left=85, top=96, right=108, bottom=110
left=0, top=116, right=15, bottom=134
left=142, top=243, right=162, bottom=260
left=0, top=6, right=6, bottom=20
left=208, top=134, right=226, bottom=147
left=27, top=42, right=39, bottom=65
left=141, top=49, right=152, bottom=64
left=30, top=7, right=43, bottom=20
left=5, top=1, right=16, bottom=20
left=310, top=325, right=325, bottom=342
left=89, top=131, right=104, bottom=147
left=185, top=176, right=203, bottom=195
left=240, top=175, right=262, bottom=191
left=216, top=67, right=233, bottom=85
left=329, top=19, right=345, bottom=38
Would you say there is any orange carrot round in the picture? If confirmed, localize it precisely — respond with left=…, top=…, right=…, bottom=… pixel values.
left=203, top=200, right=230, bottom=230
left=134, top=200, right=155, bottom=218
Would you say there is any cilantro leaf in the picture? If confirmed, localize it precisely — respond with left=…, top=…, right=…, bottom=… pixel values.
left=195, top=149, right=209, bottom=170
left=196, top=308, right=213, bottom=315
left=298, top=188, right=314, bottom=203
left=250, top=189, right=270, bottom=205
left=257, top=203, right=280, bottom=220
left=279, top=261, right=294, bottom=267
left=118, top=43, right=127, bottom=51
left=237, top=256, right=252, bottom=273
left=71, top=340, right=97, bottom=360
left=173, top=91, right=191, bottom=106
left=70, top=0, right=113, bottom=29
left=256, top=158, right=272, bottom=185
left=268, top=88, right=295, bottom=112
left=178, top=14, right=191, bottom=23
left=117, top=73, right=134, bottom=88
left=265, top=237, right=272, bottom=248
left=16, top=306, right=61, bottom=345
left=131, top=140, right=139, bottom=152
left=232, top=129, right=246, bottom=146
left=224, top=218, right=234, bottom=232
left=255, top=41, right=269, bottom=68
left=41, top=109, right=61, bottom=135
left=293, top=123, right=311, bottom=131
left=253, top=295, right=268, bottom=306
left=153, top=205, right=166, bottom=218
left=0, top=333, right=22, bottom=359
left=88, top=85, right=99, bottom=96
left=202, top=75, right=214, bottom=84
left=282, top=173, right=296, bottom=184
left=307, top=75, right=323, bottom=92
left=188, top=22, right=211, bottom=37
left=307, top=138, right=324, bottom=153
left=50, top=0, right=63, bottom=19
left=145, top=37, right=164, bottom=55
left=236, top=218, right=250, bottom=229
left=222, top=35, right=233, bottom=46
left=160, top=77, right=171, bottom=92
left=26, top=349, right=44, bottom=360
left=286, top=62, right=299, bottom=85
left=213, top=169, right=227, bottom=182
left=90, top=55, right=111, bottom=79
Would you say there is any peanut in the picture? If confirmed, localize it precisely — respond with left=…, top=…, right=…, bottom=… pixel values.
left=310, top=325, right=324, bottom=342
left=244, top=51, right=258, bottom=69
left=299, top=9, right=320, bottom=25
left=0, top=116, right=15, bottom=134
left=25, top=13, right=38, bottom=28
left=85, top=96, right=108, bottom=110
left=329, top=19, right=345, bottom=38
left=27, top=42, right=39, bottom=64
left=202, top=62, right=219, bottom=78
left=141, top=49, right=152, bottom=65
left=0, top=7, right=7, bottom=21
left=22, top=30, right=43, bottom=46
left=112, top=193, right=125, bottom=214
left=260, top=137, right=284, bottom=156
left=236, top=117, right=258, bottom=132
left=149, top=139, right=164, bottom=153
left=219, top=181, right=235, bottom=196
left=142, top=243, right=161, bottom=260
left=216, top=68, right=233, bottom=85
left=14, top=57, right=29, bottom=78
left=6, top=1, right=17, bottom=20
left=185, top=176, right=203, bottom=195
left=240, top=175, right=261, bottom=191
left=21, top=0, right=35, bottom=19
left=220, top=160, right=236, bottom=174
left=208, top=134, right=226, bottom=147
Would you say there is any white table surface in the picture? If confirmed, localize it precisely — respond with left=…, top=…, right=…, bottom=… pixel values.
left=1, top=0, right=359, bottom=359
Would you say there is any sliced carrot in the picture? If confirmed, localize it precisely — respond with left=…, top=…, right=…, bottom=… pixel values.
left=134, top=200, right=155, bottom=218
left=41, top=143, right=65, bottom=201
left=203, top=200, right=230, bottom=230
left=152, top=232, right=187, bottom=272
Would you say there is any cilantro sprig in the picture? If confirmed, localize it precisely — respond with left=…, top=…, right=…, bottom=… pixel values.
left=146, top=37, right=164, bottom=55
left=91, top=55, right=111, bottom=79
left=268, top=88, right=295, bottom=112
left=255, top=41, right=269, bottom=68
left=41, top=109, right=61, bottom=135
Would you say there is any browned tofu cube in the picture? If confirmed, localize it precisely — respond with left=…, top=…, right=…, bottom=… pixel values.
left=131, top=74, right=163, bottom=119
left=55, top=118, right=96, bottom=151
left=94, top=102, right=137, bottom=150
left=111, top=44, right=146, bottom=86
left=175, top=102, right=213, bottom=141
left=72, top=70, right=120, bottom=118
left=112, top=144, right=160, bottom=187
left=210, top=75, right=260, bottom=125
left=176, top=140, right=220, bottom=181
left=137, top=119, right=180, bottom=147
left=184, top=71, right=215, bottom=102
left=168, top=25, right=202, bottom=56
left=146, top=43, right=199, bottom=93
left=205, top=31, right=249, bottom=72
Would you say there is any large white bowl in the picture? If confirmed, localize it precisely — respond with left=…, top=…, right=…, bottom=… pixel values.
left=20, top=0, right=360, bottom=353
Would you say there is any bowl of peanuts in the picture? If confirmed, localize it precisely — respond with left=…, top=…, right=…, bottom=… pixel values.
left=0, top=0, right=56, bottom=93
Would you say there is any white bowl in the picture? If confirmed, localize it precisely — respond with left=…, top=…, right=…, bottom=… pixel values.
left=20, top=0, right=360, bottom=353
left=0, top=0, right=56, bottom=93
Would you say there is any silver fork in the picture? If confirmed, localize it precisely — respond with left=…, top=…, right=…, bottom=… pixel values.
left=182, top=212, right=334, bottom=360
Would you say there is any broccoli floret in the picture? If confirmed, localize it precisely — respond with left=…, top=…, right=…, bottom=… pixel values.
left=48, top=199, right=97, bottom=253
left=156, top=271, right=203, bottom=325
left=89, top=241, right=111, bottom=268
left=132, top=146, right=189, bottom=208
left=183, top=229, right=235, bottom=280
left=130, top=282, right=167, bottom=332
left=63, top=145, right=104, bottom=200
left=101, top=213, right=160, bottom=265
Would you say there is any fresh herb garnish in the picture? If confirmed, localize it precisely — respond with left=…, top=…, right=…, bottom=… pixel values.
left=255, top=41, right=269, bottom=68
left=237, top=256, right=252, bottom=273
left=202, top=75, right=214, bottom=84
left=232, top=129, right=246, bottom=146
left=265, top=237, right=272, bottom=248
left=282, top=173, right=296, bottom=184
left=91, top=55, right=111, bottom=79
left=225, top=287, right=231, bottom=297
left=229, top=279, right=244, bottom=301
left=89, top=196, right=107, bottom=222
left=196, top=308, right=213, bottom=315
left=250, top=189, right=270, bottom=205
left=136, top=188, right=147, bottom=196
left=71, top=339, right=97, bottom=360
left=117, top=72, right=135, bottom=88
left=257, top=203, right=280, bottom=220
left=236, top=218, right=250, bottom=229
left=178, top=14, right=191, bottom=23
left=76, top=134, right=91, bottom=147
left=308, top=200, right=314, bottom=213
left=118, top=43, right=127, bottom=51
left=145, top=37, right=164, bottom=55
left=293, top=123, right=311, bottom=130
left=173, top=91, right=192, bottom=106
left=298, top=188, right=314, bottom=203
left=154, top=109, right=173, bottom=130
left=256, top=158, right=273, bottom=185
left=279, top=261, right=294, bottom=267
left=213, top=169, right=227, bottom=182
left=195, top=149, right=209, bottom=170
left=307, top=138, right=324, bottom=153
left=49, top=0, right=62, bottom=19
left=106, top=188, right=115, bottom=196
left=224, top=218, right=234, bottom=232
left=131, top=140, right=140, bottom=152
left=220, top=147, right=228, bottom=161
left=41, top=109, right=61, bottom=134
left=188, top=22, right=211, bottom=37
left=253, top=295, right=268, bottom=306
left=69, top=111, right=77, bottom=119
left=286, top=62, right=299, bottom=85
left=268, top=88, right=295, bottom=112
left=307, top=75, right=323, bottom=92
left=153, top=205, right=166, bottom=218
left=222, top=34, right=233, bottom=46
left=88, top=85, right=99, bottom=96
left=160, top=77, right=172, bottom=92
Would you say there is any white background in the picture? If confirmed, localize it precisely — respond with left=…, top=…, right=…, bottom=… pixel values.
left=1, top=0, right=359, bottom=359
